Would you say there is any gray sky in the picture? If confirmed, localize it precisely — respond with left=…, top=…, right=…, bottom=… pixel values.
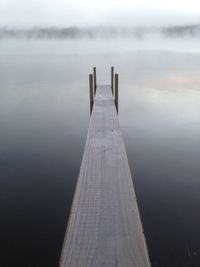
left=0, top=0, right=200, bottom=27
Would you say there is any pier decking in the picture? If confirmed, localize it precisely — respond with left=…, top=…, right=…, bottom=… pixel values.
left=59, top=71, right=151, bottom=266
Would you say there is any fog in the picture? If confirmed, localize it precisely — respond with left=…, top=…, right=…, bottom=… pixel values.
left=1, top=25, right=200, bottom=40
left=0, top=0, right=200, bottom=28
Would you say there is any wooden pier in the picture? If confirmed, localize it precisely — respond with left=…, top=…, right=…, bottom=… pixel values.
left=59, top=68, right=151, bottom=267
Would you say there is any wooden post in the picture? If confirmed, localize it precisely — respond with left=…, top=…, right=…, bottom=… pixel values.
left=89, top=74, right=94, bottom=115
left=111, top=66, right=114, bottom=95
left=115, top=74, right=118, bottom=114
left=93, top=67, right=97, bottom=94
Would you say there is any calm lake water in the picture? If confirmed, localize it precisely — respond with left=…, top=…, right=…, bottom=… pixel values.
left=0, top=38, right=200, bottom=267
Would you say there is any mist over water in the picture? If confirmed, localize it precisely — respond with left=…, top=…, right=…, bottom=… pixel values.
left=1, top=25, right=200, bottom=39
left=0, top=38, right=200, bottom=267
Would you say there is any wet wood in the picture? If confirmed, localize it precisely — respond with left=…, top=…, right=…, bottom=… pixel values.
left=93, top=67, right=97, bottom=94
left=60, top=85, right=151, bottom=267
left=111, top=66, right=114, bottom=95
left=89, top=74, right=94, bottom=115
left=115, top=74, right=119, bottom=113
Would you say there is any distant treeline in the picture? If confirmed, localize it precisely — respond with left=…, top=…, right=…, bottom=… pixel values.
left=0, top=25, right=200, bottom=39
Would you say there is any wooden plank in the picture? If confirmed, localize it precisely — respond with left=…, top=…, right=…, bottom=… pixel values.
left=60, top=85, right=151, bottom=267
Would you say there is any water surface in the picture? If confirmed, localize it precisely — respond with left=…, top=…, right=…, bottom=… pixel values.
left=0, top=38, right=200, bottom=267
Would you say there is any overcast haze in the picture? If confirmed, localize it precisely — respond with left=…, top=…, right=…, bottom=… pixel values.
left=0, top=0, right=200, bottom=27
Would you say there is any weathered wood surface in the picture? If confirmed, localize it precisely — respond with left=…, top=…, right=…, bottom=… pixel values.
left=60, top=85, right=151, bottom=267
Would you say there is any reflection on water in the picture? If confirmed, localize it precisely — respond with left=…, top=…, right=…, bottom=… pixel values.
left=0, top=39, right=200, bottom=267
left=121, top=88, right=200, bottom=267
